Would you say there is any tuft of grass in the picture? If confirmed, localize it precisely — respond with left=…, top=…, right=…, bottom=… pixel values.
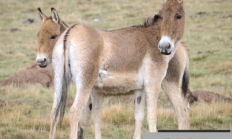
left=192, top=55, right=209, bottom=61
left=190, top=103, right=232, bottom=130
left=190, top=70, right=206, bottom=78
left=102, top=104, right=134, bottom=126
left=213, top=61, right=232, bottom=74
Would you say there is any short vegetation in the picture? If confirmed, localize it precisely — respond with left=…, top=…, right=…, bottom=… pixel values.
left=0, top=0, right=231, bottom=138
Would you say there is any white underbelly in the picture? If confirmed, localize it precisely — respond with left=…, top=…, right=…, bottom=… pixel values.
left=94, top=69, right=144, bottom=95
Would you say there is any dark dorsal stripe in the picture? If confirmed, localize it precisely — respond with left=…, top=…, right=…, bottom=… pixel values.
left=63, top=24, right=78, bottom=50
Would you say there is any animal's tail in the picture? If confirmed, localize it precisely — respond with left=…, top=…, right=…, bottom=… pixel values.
left=181, top=46, right=198, bottom=107
left=181, top=52, right=189, bottom=97
left=51, top=25, right=77, bottom=131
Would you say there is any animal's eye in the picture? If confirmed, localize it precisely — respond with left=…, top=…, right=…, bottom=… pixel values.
left=50, top=35, right=57, bottom=40
left=176, top=14, right=182, bottom=19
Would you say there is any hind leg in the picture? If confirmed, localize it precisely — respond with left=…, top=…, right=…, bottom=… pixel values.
left=70, top=89, right=92, bottom=139
left=69, top=47, right=100, bottom=139
left=78, top=97, right=92, bottom=139
left=69, top=73, right=98, bottom=139
left=91, top=90, right=103, bottom=139
left=133, top=90, right=145, bottom=139
left=162, top=81, right=189, bottom=129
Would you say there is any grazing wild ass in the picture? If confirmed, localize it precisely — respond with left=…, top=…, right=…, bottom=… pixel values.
left=36, top=0, right=189, bottom=138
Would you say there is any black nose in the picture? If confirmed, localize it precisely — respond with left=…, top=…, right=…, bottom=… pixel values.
left=160, top=50, right=171, bottom=55
left=167, top=44, right=171, bottom=49
left=37, top=58, right=48, bottom=68
left=158, top=43, right=172, bottom=55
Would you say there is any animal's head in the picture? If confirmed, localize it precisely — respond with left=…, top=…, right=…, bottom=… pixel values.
left=158, top=0, right=185, bottom=55
left=36, top=8, right=68, bottom=68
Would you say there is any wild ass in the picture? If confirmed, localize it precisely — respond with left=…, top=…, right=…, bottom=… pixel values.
left=36, top=0, right=189, bottom=138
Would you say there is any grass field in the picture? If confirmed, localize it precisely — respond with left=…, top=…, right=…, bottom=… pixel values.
left=0, top=0, right=232, bottom=138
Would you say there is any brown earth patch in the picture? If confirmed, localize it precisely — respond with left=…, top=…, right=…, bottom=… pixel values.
left=0, top=63, right=53, bottom=88
left=189, top=90, right=232, bottom=104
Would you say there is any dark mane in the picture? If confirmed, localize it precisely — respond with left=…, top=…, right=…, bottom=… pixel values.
left=143, top=14, right=161, bottom=28
left=109, top=13, right=161, bottom=32
left=131, top=13, right=162, bottom=28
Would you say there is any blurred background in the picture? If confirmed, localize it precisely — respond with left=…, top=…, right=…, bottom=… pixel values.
left=0, top=0, right=231, bottom=138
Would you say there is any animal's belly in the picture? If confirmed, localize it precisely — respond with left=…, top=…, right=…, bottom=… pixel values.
left=94, top=69, right=143, bottom=95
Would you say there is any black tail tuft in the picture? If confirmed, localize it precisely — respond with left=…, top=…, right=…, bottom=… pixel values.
left=52, top=66, right=69, bottom=130
left=182, top=67, right=189, bottom=97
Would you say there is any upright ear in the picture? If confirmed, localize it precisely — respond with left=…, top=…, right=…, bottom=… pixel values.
left=38, top=8, right=47, bottom=22
left=51, top=7, right=60, bottom=24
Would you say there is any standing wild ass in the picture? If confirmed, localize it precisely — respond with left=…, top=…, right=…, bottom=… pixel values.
left=36, top=0, right=189, bottom=138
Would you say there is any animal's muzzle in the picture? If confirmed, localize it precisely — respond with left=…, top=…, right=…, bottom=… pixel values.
left=158, top=43, right=172, bottom=55
left=158, top=36, right=173, bottom=55
left=160, top=49, right=171, bottom=55
left=36, top=58, right=48, bottom=68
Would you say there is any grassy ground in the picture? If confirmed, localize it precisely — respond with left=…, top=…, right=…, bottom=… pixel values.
left=0, top=0, right=232, bottom=138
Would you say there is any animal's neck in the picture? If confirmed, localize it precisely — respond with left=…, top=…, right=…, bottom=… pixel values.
left=55, top=20, right=69, bottom=42
left=52, top=21, right=69, bottom=47
left=60, top=21, right=69, bottom=32
left=142, top=21, right=162, bottom=48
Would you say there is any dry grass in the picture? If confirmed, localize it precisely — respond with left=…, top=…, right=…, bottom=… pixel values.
left=213, top=61, right=232, bottom=74
left=0, top=0, right=232, bottom=138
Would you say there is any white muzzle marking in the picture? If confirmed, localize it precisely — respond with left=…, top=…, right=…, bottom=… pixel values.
left=36, top=53, right=49, bottom=67
left=158, top=36, right=175, bottom=55
left=36, top=53, right=46, bottom=61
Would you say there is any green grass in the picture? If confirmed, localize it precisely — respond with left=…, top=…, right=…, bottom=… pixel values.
left=0, top=0, right=232, bottom=138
